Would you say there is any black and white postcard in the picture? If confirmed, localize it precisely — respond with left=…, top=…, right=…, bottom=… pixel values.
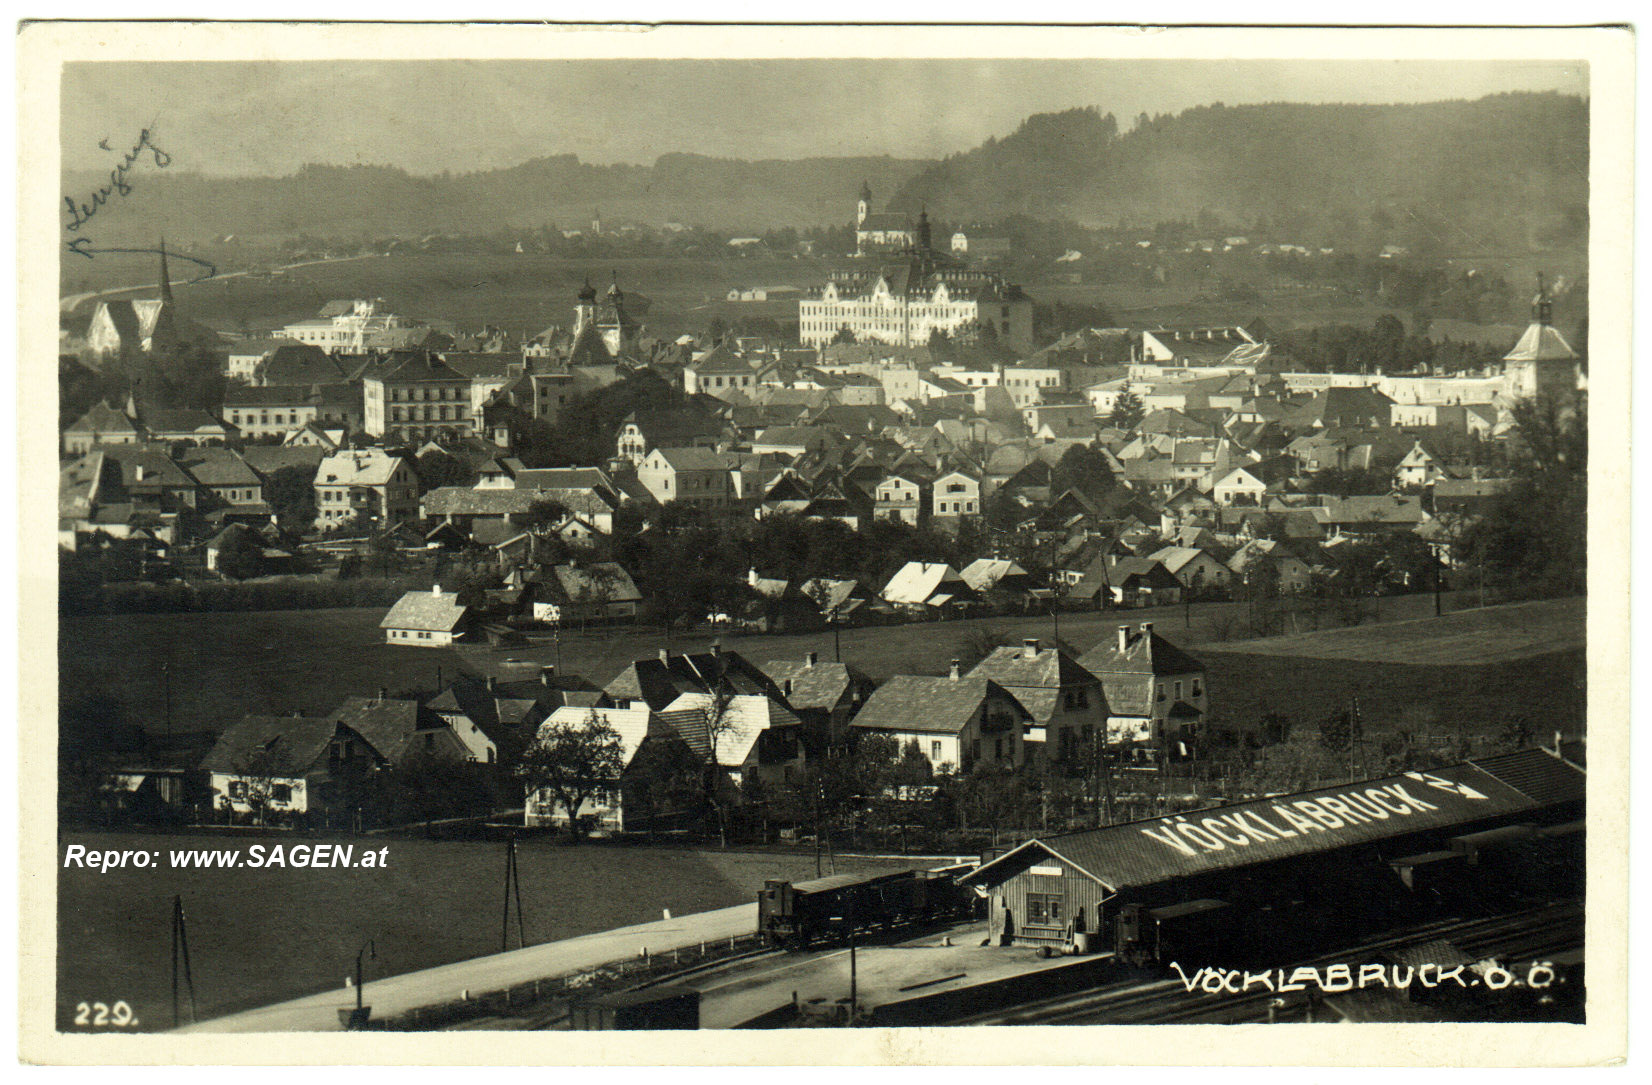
left=16, top=20, right=1632, bottom=1066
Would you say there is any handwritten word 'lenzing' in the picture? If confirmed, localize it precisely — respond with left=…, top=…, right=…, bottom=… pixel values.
left=63, top=128, right=172, bottom=233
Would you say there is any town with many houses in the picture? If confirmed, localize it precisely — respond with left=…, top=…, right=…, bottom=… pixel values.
left=57, top=181, right=1584, bottom=844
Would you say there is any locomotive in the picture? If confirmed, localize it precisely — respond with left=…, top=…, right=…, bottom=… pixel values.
left=758, top=868, right=976, bottom=949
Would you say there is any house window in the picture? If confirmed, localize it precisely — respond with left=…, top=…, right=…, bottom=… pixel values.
left=1174, top=681, right=1183, bottom=700
left=1157, top=686, right=1167, bottom=702
left=931, top=741, right=942, bottom=761
left=228, top=780, right=247, bottom=799
left=1026, top=892, right=1063, bottom=926
left=272, top=784, right=293, bottom=804
left=1192, top=679, right=1202, bottom=698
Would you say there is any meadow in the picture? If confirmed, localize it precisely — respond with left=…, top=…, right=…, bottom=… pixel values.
left=56, top=833, right=908, bottom=1031
left=59, top=593, right=1581, bottom=740
left=62, top=246, right=1560, bottom=348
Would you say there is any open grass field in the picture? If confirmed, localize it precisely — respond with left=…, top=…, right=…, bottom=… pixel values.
left=57, top=833, right=909, bottom=1031
left=1216, top=597, right=1584, bottom=665
left=66, top=246, right=1573, bottom=348
left=69, top=252, right=836, bottom=342
left=60, top=590, right=1550, bottom=741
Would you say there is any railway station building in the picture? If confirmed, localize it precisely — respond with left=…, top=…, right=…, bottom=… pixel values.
left=960, top=748, right=1583, bottom=951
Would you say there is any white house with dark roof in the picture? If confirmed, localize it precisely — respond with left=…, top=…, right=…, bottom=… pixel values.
left=523, top=704, right=658, bottom=831
left=636, top=446, right=737, bottom=508
left=314, top=448, right=418, bottom=526
left=967, top=638, right=1105, bottom=757
left=381, top=585, right=469, bottom=646
left=1077, top=621, right=1207, bottom=757
left=850, top=667, right=1030, bottom=773
left=881, top=561, right=978, bottom=615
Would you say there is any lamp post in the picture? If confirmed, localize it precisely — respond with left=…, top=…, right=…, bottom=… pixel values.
left=355, top=939, right=376, bottom=1012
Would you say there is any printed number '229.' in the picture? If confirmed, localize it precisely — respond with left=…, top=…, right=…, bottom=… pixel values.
left=74, top=1001, right=138, bottom=1028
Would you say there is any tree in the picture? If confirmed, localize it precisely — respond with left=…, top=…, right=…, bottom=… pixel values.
left=1050, top=442, right=1118, bottom=500
left=832, top=325, right=857, bottom=345
left=1106, top=392, right=1145, bottom=431
left=380, top=751, right=492, bottom=833
left=213, top=526, right=265, bottom=580
left=624, top=736, right=706, bottom=836
left=515, top=711, right=627, bottom=837
left=265, top=465, right=319, bottom=534
left=415, top=450, right=477, bottom=494
left=1461, top=394, right=1586, bottom=598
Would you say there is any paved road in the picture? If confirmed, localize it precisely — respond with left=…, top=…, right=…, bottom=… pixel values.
left=181, top=901, right=757, bottom=1033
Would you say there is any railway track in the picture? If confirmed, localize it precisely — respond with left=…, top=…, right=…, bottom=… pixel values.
left=953, top=901, right=1582, bottom=1026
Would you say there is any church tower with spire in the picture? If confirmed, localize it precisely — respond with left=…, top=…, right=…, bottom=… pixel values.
left=857, top=181, right=872, bottom=228
left=1502, top=273, right=1579, bottom=402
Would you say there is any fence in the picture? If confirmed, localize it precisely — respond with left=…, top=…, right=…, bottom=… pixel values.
left=379, top=930, right=769, bottom=1030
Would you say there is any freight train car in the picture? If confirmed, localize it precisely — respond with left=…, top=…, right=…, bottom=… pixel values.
left=1114, top=898, right=1235, bottom=967
left=758, top=868, right=973, bottom=949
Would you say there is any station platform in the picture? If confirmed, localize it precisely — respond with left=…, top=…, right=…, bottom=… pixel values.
left=183, top=902, right=757, bottom=1033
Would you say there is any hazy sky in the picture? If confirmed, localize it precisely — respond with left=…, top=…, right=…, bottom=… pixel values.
left=62, top=59, right=1587, bottom=177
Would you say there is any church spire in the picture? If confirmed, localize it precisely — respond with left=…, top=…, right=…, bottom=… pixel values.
left=158, top=238, right=174, bottom=305
left=1533, top=272, right=1553, bottom=326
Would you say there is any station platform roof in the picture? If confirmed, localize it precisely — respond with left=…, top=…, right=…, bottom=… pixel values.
left=961, top=748, right=1583, bottom=894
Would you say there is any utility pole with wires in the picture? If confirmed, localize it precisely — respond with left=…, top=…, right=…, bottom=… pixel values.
left=501, top=834, right=527, bottom=952
left=170, top=895, right=197, bottom=1027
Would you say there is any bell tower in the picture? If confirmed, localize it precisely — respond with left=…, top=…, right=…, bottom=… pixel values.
left=857, top=180, right=871, bottom=228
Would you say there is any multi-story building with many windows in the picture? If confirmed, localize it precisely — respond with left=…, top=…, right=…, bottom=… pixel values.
left=362, top=350, right=474, bottom=443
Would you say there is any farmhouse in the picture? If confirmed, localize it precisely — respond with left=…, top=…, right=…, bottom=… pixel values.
left=381, top=586, right=470, bottom=646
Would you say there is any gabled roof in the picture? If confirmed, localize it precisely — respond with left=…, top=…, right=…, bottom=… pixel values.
left=66, top=401, right=139, bottom=436
left=176, top=447, right=261, bottom=488
left=650, top=446, right=737, bottom=472
left=331, top=696, right=439, bottom=764
left=421, top=486, right=557, bottom=517
left=851, top=675, right=1027, bottom=736
left=548, top=562, right=642, bottom=604
left=962, top=750, right=1583, bottom=894
left=881, top=562, right=974, bottom=606
left=657, top=693, right=799, bottom=768
left=755, top=657, right=869, bottom=713
left=605, top=649, right=786, bottom=713
left=200, top=715, right=339, bottom=776
left=367, top=349, right=470, bottom=384
left=959, top=558, right=1032, bottom=593
left=967, top=642, right=1099, bottom=724
left=1079, top=623, right=1203, bottom=684
left=381, top=589, right=468, bottom=632
left=316, top=449, right=408, bottom=487
left=536, top=704, right=655, bottom=768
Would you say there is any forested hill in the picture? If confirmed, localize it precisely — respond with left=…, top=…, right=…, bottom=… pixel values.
left=58, top=153, right=930, bottom=241
left=893, top=93, right=1588, bottom=252
left=61, top=92, right=1586, bottom=247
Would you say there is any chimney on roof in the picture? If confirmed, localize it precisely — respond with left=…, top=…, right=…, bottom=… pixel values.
left=378, top=687, right=387, bottom=703
left=805, top=651, right=818, bottom=668
left=1140, top=622, right=1153, bottom=639
left=432, top=584, right=442, bottom=596
left=658, top=649, right=671, bottom=664
left=487, top=675, right=497, bottom=692
left=1022, top=638, right=1040, bottom=660
left=710, top=640, right=722, bottom=657
left=948, top=660, right=960, bottom=681
left=541, top=665, right=556, bottom=687
left=783, top=679, right=793, bottom=698
left=1118, top=625, right=1130, bottom=653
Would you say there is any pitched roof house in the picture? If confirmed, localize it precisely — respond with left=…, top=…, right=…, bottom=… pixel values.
left=381, top=586, right=469, bottom=646
left=850, top=668, right=1031, bottom=773
left=1077, top=622, right=1207, bottom=754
